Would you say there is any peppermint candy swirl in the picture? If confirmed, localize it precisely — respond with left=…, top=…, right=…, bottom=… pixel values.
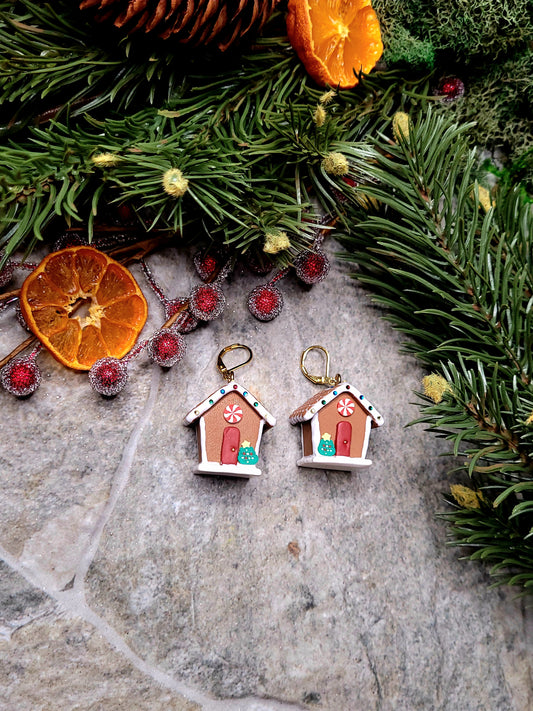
left=224, top=403, right=243, bottom=423
left=337, top=398, right=355, bottom=417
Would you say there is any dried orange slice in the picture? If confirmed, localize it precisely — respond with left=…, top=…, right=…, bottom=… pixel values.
left=286, top=0, right=383, bottom=89
left=19, top=246, right=148, bottom=371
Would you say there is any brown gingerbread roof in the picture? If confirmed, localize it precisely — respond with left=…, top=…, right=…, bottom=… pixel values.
left=289, top=382, right=384, bottom=427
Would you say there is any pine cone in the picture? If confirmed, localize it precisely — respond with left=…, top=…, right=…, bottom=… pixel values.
left=79, top=0, right=280, bottom=51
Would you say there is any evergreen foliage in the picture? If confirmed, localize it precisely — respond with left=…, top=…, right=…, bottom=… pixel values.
left=338, top=108, right=533, bottom=592
left=0, top=1, right=188, bottom=120
left=0, top=2, right=398, bottom=264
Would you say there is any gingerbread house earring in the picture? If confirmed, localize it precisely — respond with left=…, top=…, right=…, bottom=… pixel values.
left=184, top=344, right=276, bottom=477
left=289, top=345, right=384, bottom=472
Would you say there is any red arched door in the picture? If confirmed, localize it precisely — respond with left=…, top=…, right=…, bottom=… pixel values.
left=335, top=421, right=352, bottom=457
left=221, top=426, right=240, bottom=464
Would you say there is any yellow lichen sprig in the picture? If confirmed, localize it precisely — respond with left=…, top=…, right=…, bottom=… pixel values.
left=162, top=168, right=189, bottom=198
left=473, top=185, right=494, bottom=213
left=319, top=90, right=336, bottom=105
left=392, top=111, right=411, bottom=142
left=313, top=105, right=327, bottom=127
left=263, top=229, right=291, bottom=254
left=322, top=152, right=349, bottom=177
left=422, top=373, right=452, bottom=403
left=91, top=152, right=121, bottom=168
left=450, top=484, right=484, bottom=509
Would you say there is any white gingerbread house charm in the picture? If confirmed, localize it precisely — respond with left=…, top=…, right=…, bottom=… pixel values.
left=290, top=346, right=384, bottom=472
left=184, top=345, right=276, bottom=478
left=289, top=382, right=384, bottom=471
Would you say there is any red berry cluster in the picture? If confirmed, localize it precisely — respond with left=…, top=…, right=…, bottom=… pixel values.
left=2, top=238, right=334, bottom=399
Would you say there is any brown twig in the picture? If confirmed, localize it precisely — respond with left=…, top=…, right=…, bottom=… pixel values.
left=161, top=304, right=188, bottom=330
left=107, top=233, right=175, bottom=265
left=0, top=288, right=21, bottom=301
left=0, top=335, right=36, bottom=369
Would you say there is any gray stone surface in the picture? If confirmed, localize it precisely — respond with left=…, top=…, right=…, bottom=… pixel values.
left=0, top=244, right=532, bottom=710
left=0, top=563, right=200, bottom=710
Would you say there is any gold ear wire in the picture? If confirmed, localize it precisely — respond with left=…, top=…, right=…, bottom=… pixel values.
left=217, top=344, right=253, bottom=382
left=300, top=345, right=341, bottom=387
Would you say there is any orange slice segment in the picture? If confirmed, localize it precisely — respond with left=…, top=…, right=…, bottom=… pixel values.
left=286, top=0, right=383, bottom=89
left=24, top=272, right=70, bottom=308
left=20, top=246, right=148, bottom=371
left=102, top=295, right=147, bottom=326
left=96, top=263, right=136, bottom=306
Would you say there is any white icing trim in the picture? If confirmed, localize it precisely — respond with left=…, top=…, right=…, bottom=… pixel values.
left=193, top=462, right=262, bottom=478
left=255, top=419, right=265, bottom=453
left=198, top=416, right=207, bottom=463
left=311, top=414, right=322, bottom=454
left=296, top=454, right=372, bottom=472
left=184, top=381, right=276, bottom=428
left=361, top=415, right=371, bottom=460
left=290, top=382, right=384, bottom=427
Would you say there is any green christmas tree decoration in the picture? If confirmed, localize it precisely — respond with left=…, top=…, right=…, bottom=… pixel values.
left=318, top=433, right=336, bottom=457
left=238, top=441, right=259, bottom=466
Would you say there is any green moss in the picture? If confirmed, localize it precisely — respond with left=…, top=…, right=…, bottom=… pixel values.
left=440, top=52, right=533, bottom=154
left=434, top=0, right=532, bottom=62
left=374, top=0, right=533, bottom=66
left=382, top=24, right=436, bottom=70
left=372, top=0, right=533, bottom=188
left=435, top=51, right=533, bottom=188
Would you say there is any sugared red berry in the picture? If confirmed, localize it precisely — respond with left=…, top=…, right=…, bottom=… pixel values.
left=245, top=253, right=274, bottom=275
left=248, top=285, right=284, bottom=321
left=435, top=77, right=465, bottom=102
left=147, top=329, right=186, bottom=367
left=89, top=357, right=128, bottom=397
left=1, top=357, right=41, bottom=397
left=193, top=251, right=222, bottom=282
left=294, top=249, right=330, bottom=284
left=188, top=284, right=226, bottom=321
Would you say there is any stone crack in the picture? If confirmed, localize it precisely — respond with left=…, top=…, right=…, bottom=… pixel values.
left=0, top=541, right=307, bottom=711
left=73, top=366, right=162, bottom=594
left=0, top=364, right=309, bottom=711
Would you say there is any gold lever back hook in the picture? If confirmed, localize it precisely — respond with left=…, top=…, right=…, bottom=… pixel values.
left=217, top=344, right=253, bottom=382
left=300, top=345, right=341, bottom=387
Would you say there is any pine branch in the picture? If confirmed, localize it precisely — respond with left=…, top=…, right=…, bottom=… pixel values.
left=440, top=496, right=533, bottom=591
left=339, top=107, right=533, bottom=591
left=0, top=34, right=401, bottom=262
left=0, top=0, right=435, bottom=265
left=0, top=0, right=190, bottom=122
